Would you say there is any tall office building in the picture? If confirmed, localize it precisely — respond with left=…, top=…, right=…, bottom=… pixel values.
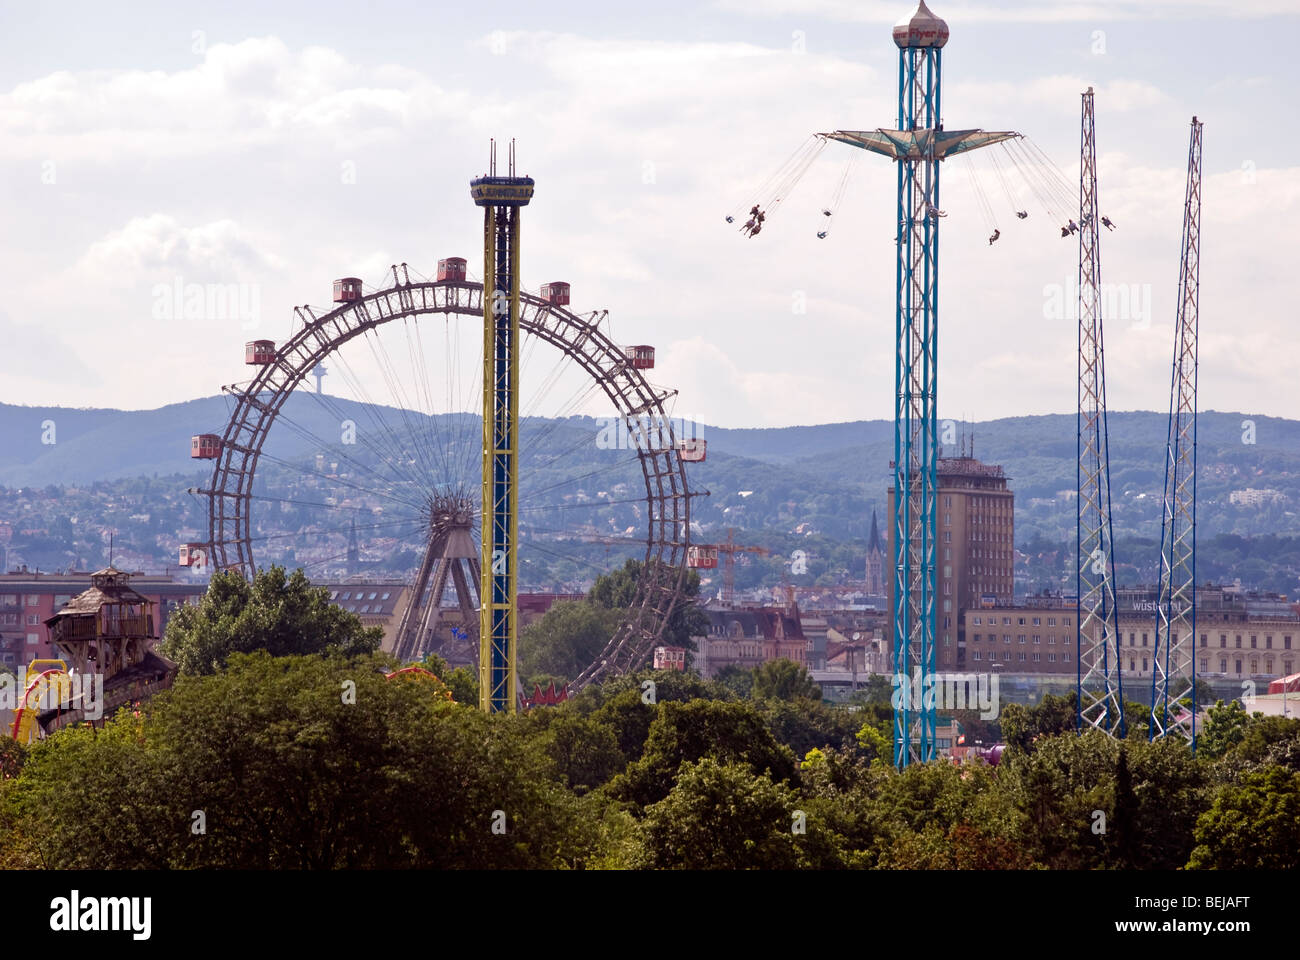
left=887, top=456, right=1015, bottom=670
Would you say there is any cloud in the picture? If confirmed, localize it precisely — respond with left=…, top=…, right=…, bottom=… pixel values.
left=709, top=0, right=1299, bottom=23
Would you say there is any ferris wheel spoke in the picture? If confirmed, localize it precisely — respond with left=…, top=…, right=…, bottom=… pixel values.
left=324, top=335, right=436, bottom=490
left=363, top=324, right=451, bottom=488
left=259, top=396, right=426, bottom=498
left=250, top=451, right=427, bottom=512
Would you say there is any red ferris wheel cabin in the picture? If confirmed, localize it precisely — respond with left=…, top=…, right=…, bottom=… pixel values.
left=437, top=258, right=467, bottom=282
left=540, top=282, right=570, bottom=306
left=191, top=434, right=221, bottom=459
left=333, top=277, right=363, bottom=303
left=687, top=545, right=719, bottom=569
left=627, top=345, right=655, bottom=369
left=245, top=340, right=275, bottom=365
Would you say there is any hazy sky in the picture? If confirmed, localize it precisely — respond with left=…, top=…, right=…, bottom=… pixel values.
left=1, top=0, right=1295, bottom=428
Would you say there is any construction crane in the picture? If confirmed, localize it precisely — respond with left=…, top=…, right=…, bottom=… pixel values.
left=1151, top=116, right=1203, bottom=745
left=1075, top=87, right=1126, bottom=738
left=717, top=528, right=769, bottom=606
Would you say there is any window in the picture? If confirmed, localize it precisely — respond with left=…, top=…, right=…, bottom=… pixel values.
left=1129, top=632, right=1136, bottom=647
left=1142, top=659, right=1148, bottom=672
left=1048, top=634, right=1056, bottom=645
left=944, top=532, right=951, bottom=543
left=1032, top=617, right=1041, bottom=626
left=1018, top=634, right=1026, bottom=644
left=1286, top=636, right=1293, bottom=650
left=1018, top=652, right=1026, bottom=662
left=1062, top=653, right=1071, bottom=663
left=330, top=591, right=338, bottom=600
left=973, top=650, right=982, bottom=661
left=1064, top=635, right=1072, bottom=646
left=1064, top=617, right=1072, bottom=626
left=341, top=592, right=351, bottom=601
left=1285, top=660, right=1294, bottom=675
left=26, top=633, right=39, bottom=645
left=368, top=592, right=378, bottom=601
left=25, top=595, right=39, bottom=606
left=1141, top=632, right=1148, bottom=647
left=1002, top=617, right=1011, bottom=625
left=1266, top=635, right=1273, bottom=649
left=1018, top=617, right=1026, bottom=626
left=974, top=634, right=982, bottom=643
left=1003, top=635, right=1011, bottom=644
left=973, top=616, right=982, bottom=625
left=381, top=592, right=390, bottom=600
left=1033, top=635, right=1041, bottom=644
left=943, top=635, right=951, bottom=647
left=1002, top=651, right=1010, bottom=661
left=1235, top=659, right=1243, bottom=675
left=1236, top=636, right=1242, bottom=649
left=1251, top=658, right=1259, bottom=674
left=27, top=614, right=38, bottom=626
left=1251, top=635, right=1257, bottom=649
left=1048, top=617, right=1056, bottom=627
left=1220, top=635, right=1227, bottom=648
left=1032, top=652, right=1041, bottom=663
left=1220, top=659, right=1228, bottom=673
left=944, top=513, right=951, bottom=526
left=1130, top=660, right=1136, bottom=673
left=1048, top=653, right=1056, bottom=663
left=1200, top=634, right=1207, bottom=647
left=1266, top=659, right=1273, bottom=674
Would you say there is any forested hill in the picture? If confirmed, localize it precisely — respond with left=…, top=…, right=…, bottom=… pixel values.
left=0, top=398, right=1297, bottom=545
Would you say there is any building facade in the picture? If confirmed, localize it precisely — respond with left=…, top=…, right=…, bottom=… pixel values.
left=887, top=456, right=1015, bottom=672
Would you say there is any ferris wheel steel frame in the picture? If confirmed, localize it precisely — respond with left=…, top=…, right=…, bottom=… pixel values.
left=200, top=269, right=695, bottom=693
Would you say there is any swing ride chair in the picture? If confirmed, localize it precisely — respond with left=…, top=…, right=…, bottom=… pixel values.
left=727, top=126, right=1112, bottom=245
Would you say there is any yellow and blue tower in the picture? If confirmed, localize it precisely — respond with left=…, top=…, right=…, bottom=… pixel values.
left=472, top=140, right=534, bottom=713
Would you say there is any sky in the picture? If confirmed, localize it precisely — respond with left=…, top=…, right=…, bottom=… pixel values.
left=0, top=0, right=1296, bottom=429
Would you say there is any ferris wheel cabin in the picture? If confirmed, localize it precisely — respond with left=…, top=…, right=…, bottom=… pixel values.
left=627, top=345, right=655, bottom=369
left=332, top=277, right=363, bottom=303
left=540, top=282, right=570, bottom=306
left=245, top=340, right=275, bottom=365
left=687, top=544, right=719, bottom=569
left=437, top=257, right=467, bottom=282
left=178, top=543, right=206, bottom=567
left=191, top=434, right=221, bottom=459
left=679, top=438, right=707, bottom=462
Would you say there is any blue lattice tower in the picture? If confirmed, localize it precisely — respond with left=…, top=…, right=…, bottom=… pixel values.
left=824, top=1, right=1015, bottom=765
left=1151, top=117, right=1203, bottom=744
left=1075, top=88, right=1125, bottom=736
left=472, top=139, right=534, bottom=713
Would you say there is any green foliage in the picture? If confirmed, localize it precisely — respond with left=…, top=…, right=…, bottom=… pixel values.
left=714, top=663, right=754, bottom=699
left=632, top=758, right=803, bottom=870
left=1001, top=692, right=1077, bottom=756
left=1198, top=699, right=1255, bottom=760
left=611, top=699, right=797, bottom=808
left=751, top=658, right=821, bottom=702
left=1187, top=767, right=1300, bottom=869
left=2, top=653, right=587, bottom=868
left=159, top=566, right=381, bottom=676
left=542, top=713, right=625, bottom=795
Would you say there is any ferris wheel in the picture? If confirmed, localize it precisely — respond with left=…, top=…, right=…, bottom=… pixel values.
left=187, top=259, right=705, bottom=688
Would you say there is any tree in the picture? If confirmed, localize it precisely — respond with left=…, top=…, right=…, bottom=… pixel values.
left=611, top=699, right=797, bottom=808
left=1187, top=767, right=1300, bottom=869
left=519, top=601, right=621, bottom=682
left=159, top=566, right=381, bottom=676
left=714, top=663, right=754, bottom=699
left=1001, top=692, right=1078, bottom=755
left=1198, top=699, right=1256, bottom=760
left=751, top=659, right=821, bottom=702
left=632, top=758, right=802, bottom=869
left=3, top=653, right=590, bottom=869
